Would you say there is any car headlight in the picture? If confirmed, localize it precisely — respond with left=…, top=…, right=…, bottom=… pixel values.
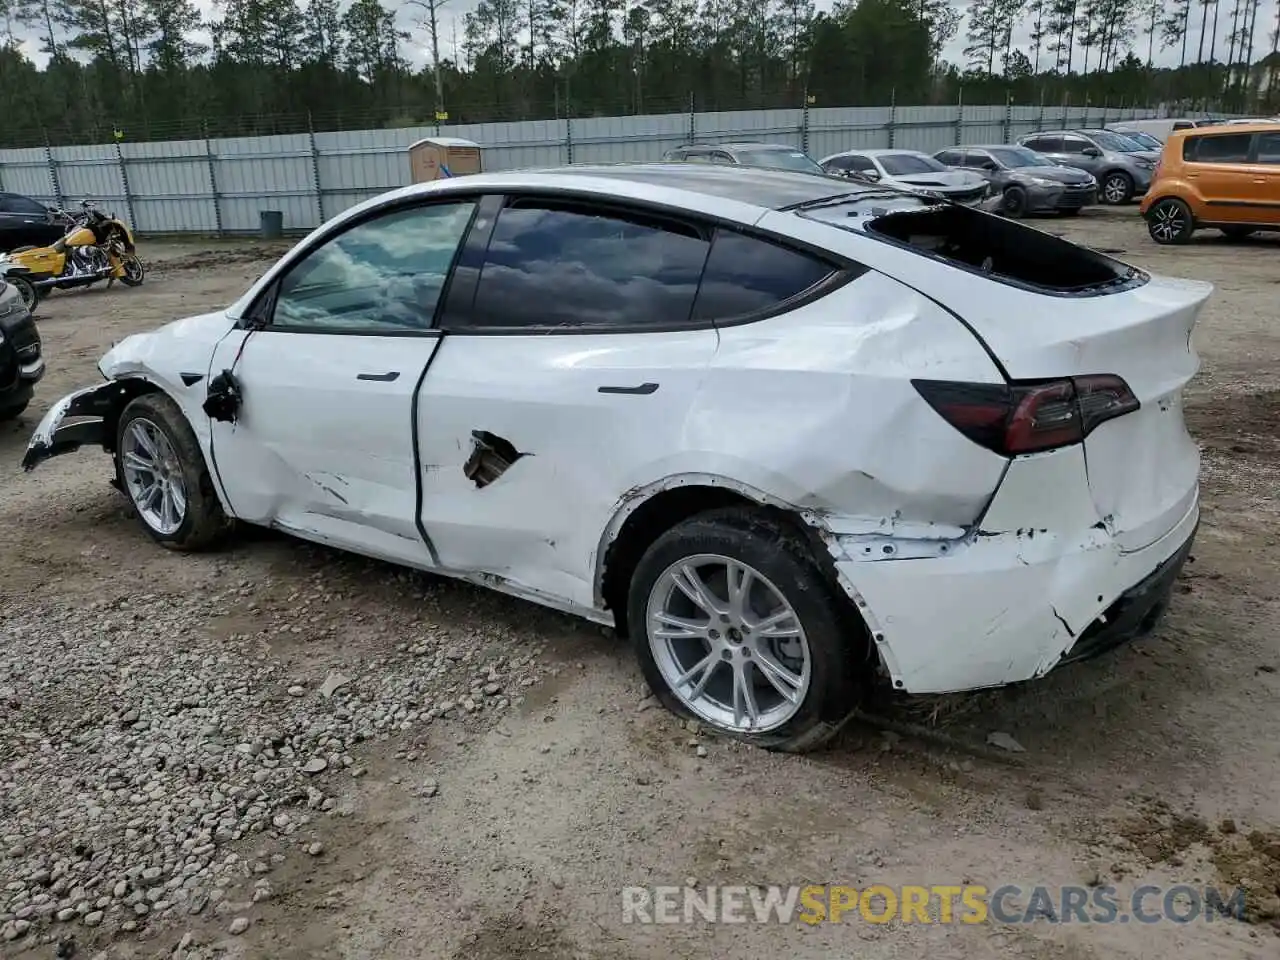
left=1027, top=176, right=1061, bottom=187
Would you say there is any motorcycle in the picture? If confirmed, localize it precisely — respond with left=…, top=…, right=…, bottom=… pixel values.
left=1, top=200, right=144, bottom=299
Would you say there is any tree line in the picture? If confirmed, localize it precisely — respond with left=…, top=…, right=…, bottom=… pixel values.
left=0, top=0, right=1277, bottom=149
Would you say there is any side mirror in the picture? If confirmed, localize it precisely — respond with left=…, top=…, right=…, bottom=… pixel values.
left=862, top=169, right=881, bottom=181
left=981, top=161, right=999, bottom=171
left=1083, top=146, right=1103, bottom=158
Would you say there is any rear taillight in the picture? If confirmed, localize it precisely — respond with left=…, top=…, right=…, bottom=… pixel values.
left=913, top=375, right=1140, bottom=456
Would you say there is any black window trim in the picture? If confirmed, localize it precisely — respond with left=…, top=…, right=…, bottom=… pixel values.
left=239, top=192, right=485, bottom=337
left=435, top=189, right=862, bottom=337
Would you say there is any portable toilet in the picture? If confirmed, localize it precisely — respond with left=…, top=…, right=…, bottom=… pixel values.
left=408, top=137, right=483, bottom=183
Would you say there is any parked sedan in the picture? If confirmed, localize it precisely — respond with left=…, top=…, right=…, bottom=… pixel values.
left=1017, top=129, right=1158, bottom=204
left=23, top=164, right=1206, bottom=752
left=819, top=149, right=990, bottom=205
left=933, top=145, right=1096, bottom=216
left=661, top=142, right=827, bottom=175
left=0, top=192, right=67, bottom=252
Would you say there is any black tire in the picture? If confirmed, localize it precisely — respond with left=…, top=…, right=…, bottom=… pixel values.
left=8, top=275, right=38, bottom=313
left=119, top=255, right=144, bottom=287
left=1001, top=186, right=1028, bottom=217
left=0, top=400, right=29, bottom=422
left=1101, top=171, right=1134, bottom=205
left=114, top=393, right=232, bottom=551
left=627, top=507, right=869, bottom=753
left=1145, top=198, right=1195, bottom=245
left=1221, top=226, right=1256, bottom=240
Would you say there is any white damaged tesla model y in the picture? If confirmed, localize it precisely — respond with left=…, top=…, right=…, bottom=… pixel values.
left=23, top=164, right=1209, bottom=752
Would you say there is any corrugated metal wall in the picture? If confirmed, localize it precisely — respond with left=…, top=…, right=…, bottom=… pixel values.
left=0, top=103, right=1152, bottom=236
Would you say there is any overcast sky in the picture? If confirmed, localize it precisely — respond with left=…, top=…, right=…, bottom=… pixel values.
left=10, top=0, right=1280, bottom=76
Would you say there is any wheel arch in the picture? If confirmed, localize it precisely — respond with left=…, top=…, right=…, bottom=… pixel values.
left=594, top=473, right=857, bottom=640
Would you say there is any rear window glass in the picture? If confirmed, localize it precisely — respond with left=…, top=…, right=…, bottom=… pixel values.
left=692, top=230, right=835, bottom=321
left=1185, top=133, right=1252, bottom=163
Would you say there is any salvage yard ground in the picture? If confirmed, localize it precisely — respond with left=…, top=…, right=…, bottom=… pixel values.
left=1, top=209, right=1278, bottom=960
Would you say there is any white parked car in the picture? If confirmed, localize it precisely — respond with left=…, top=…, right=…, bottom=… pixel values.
left=24, top=164, right=1208, bottom=752
left=819, top=149, right=991, bottom=205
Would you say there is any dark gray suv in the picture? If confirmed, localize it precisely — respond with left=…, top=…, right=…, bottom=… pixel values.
left=1016, top=129, right=1158, bottom=205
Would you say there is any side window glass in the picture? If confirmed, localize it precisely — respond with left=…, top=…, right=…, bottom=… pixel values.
left=270, top=201, right=475, bottom=333
left=935, top=151, right=960, bottom=166
left=1256, top=132, right=1280, bottom=164
left=711, top=152, right=735, bottom=164
left=470, top=202, right=710, bottom=330
left=10, top=196, right=47, bottom=215
left=1190, top=132, right=1253, bottom=163
left=848, top=155, right=873, bottom=171
left=1062, top=137, right=1090, bottom=154
left=692, top=230, right=835, bottom=322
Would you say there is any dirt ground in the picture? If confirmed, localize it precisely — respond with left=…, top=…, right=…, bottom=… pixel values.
left=1, top=209, right=1278, bottom=960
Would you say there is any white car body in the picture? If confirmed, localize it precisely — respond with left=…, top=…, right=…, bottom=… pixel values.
left=819, top=149, right=991, bottom=205
left=24, top=165, right=1208, bottom=745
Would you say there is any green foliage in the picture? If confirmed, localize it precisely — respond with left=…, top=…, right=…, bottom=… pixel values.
left=0, top=0, right=1277, bottom=149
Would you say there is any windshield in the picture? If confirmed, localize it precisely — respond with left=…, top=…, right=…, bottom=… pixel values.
left=1088, top=131, right=1147, bottom=153
left=737, top=148, right=824, bottom=174
left=878, top=153, right=948, bottom=176
left=988, top=147, right=1053, bottom=168
left=1110, top=130, right=1161, bottom=149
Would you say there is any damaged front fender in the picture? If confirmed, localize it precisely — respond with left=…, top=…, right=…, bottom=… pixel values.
left=21, top=380, right=136, bottom=471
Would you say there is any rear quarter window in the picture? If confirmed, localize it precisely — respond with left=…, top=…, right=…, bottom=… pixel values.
left=1184, top=132, right=1252, bottom=163
left=691, top=230, right=836, bottom=322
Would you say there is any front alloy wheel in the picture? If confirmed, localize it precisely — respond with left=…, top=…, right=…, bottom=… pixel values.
left=115, top=393, right=232, bottom=550
left=121, top=417, right=188, bottom=536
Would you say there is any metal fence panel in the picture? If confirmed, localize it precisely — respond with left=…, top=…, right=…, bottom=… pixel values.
left=0, top=102, right=1168, bottom=235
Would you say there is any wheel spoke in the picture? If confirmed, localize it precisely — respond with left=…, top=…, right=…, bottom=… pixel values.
left=732, top=663, right=761, bottom=729
left=672, top=563, right=726, bottom=617
left=123, top=450, right=153, bottom=472
left=753, top=649, right=804, bottom=704
left=726, top=562, right=755, bottom=621
left=676, top=652, right=718, bottom=701
left=750, top=607, right=801, bottom=639
left=652, top=611, right=711, bottom=640
left=131, top=422, right=160, bottom=459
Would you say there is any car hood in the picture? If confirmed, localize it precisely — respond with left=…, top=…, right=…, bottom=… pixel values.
left=1011, top=166, right=1094, bottom=185
left=888, top=170, right=986, bottom=191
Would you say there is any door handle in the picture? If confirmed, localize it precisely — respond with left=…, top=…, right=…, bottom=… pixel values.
left=598, top=382, right=659, bottom=395
left=356, top=371, right=400, bottom=382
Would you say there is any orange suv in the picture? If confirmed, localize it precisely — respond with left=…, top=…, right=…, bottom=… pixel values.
left=1140, top=122, right=1280, bottom=244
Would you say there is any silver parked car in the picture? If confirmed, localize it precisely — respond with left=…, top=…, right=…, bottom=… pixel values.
left=818, top=149, right=991, bottom=206
left=933, top=145, right=1097, bottom=217
left=661, top=142, right=827, bottom=175
left=1017, top=129, right=1158, bottom=205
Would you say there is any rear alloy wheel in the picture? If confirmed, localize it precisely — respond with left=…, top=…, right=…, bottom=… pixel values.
left=1102, top=171, right=1134, bottom=205
left=115, top=393, right=232, bottom=550
left=119, top=255, right=145, bottom=287
left=628, top=508, right=867, bottom=753
left=1221, top=226, right=1256, bottom=240
left=1146, top=198, right=1194, bottom=245
left=1001, top=186, right=1028, bottom=217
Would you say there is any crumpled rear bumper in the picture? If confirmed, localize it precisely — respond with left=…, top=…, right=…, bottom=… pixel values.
left=21, top=381, right=122, bottom=471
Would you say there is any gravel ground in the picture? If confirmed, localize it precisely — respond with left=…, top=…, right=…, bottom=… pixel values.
left=1, top=212, right=1278, bottom=960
